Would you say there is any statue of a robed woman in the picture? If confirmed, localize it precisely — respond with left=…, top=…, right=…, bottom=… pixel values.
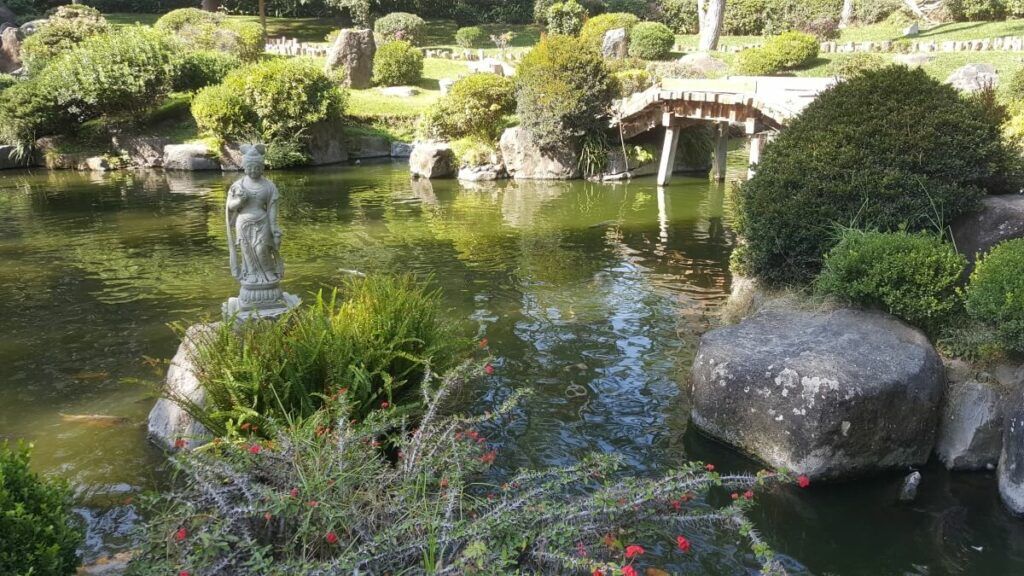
left=223, top=144, right=299, bottom=320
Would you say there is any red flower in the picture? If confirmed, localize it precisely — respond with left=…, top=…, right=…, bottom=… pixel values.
left=289, top=487, right=299, bottom=498
left=380, top=400, right=390, bottom=409
left=484, top=363, right=495, bottom=375
left=174, top=527, right=187, bottom=542
left=173, top=438, right=186, bottom=449
left=479, top=337, right=489, bottom=348
left=263, top=512, right=272, bottom=522
left=677, top=535, right=691, bottom=553
left=325, top=531, right=338, bottom=544
left=625, top=544, right=645, bottom=558
left=670, top=499, right=681, bottom=510
left=308, top=500, right=319, bottom=507
left=248, top=444, right=262, bottom=454
left=621, top=566, right=637, bottom=576
left=179, top=572, right=190, bottom=576
left=440, top=478, right=449, bottom=489
left=798, top=474, right=811, bottom=488
left=705, top=463, right=715, bottom=471
left=744, top=490, right=754, bottom=500
left=480, top=450, right=497, bottom=464
left=592, top=570, right=604, bottom=576
left=731, top=492, right=739, bottom=500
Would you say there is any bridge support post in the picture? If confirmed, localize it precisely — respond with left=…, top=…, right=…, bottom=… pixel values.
left=748, top=132, right=768, bottom=179
left=711, top=121, right=729, bottom=182
left=657, top=114, right=681, bottom=187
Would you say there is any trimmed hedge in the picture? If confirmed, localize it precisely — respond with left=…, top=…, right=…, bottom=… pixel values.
left=192, top=57, right=346, bottom=142
left=735, top=66, right=1017, bottom=285
left=734, top=31, right=819, bottom=75
left=628, top=21, right=675, bottom=60
left=374, top=12, right=426, bottom=45
left=454, top=26, right=484, bottom=48
left=0, top=442, right=83, bottom=576
left=965, top=238, right=1024, bottom=352
left=546, top=0, right=588, bottom=36
left=514, top=34, right=615, bottom=151
left=154, top=8, right=262, bottom=61
left=824, top=53, right=888, bottom=79
left=579, top=12, right=639, bottom=51
left=420, top=73, right=515, bottom=142
left=20, top=4, right=109, bottom=72
left=372, top=40, right=424, bottom=87
left=816, top=230, right=965, bottom=330
left=172, top=50, right=240, bottom=92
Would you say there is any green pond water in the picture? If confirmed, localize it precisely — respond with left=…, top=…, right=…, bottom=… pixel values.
left=1, top=161, right=1023, bottom=575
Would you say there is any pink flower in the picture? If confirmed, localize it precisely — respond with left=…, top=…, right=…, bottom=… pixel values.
left=798, top=474, right=811, bottom=488
left=174, top=438, right=186, bottom=449
left=289, top=487, right=299, bottom=498
left=484, top=363, right=495, bottom=375
left=731, top=492, right=739, bottom=500
left=744, top=490, right=754, bottom=500
left=380, top=400, right=390, bottom=409
left=174, top=527, right=187, bottom=542
left=705, top=463, right=715, bottom=471
left=624, top=544, right=645, bottom=558
left=308, top=500, right=319, bottom=507
left=248, top=444, right=261, bottom=454
left=677, top=535, right=691, bottom=553
left=621, top=566, right=637, bottom=576
left=326, top=531, right=338, bottom=544
left=179, top=572, right=190, bottom=576
left=480, top=450, right=497, bottom=464
left=479, top=338, right=489, bottom=348
left=263, top=512, right=272, bottom=522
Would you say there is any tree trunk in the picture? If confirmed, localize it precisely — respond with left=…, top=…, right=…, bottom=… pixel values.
left=840, top=0, right=855, bottom=28
left=697, top=0, right=725, bottom=52
left=258, top=0, right=266, bottom=45
left=200, top=0, right=220, bottom=12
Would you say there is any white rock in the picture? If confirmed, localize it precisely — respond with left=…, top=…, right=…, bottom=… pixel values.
left=147, top=324, right=216, bottom=451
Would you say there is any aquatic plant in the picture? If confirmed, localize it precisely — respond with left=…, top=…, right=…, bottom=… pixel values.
left=130, top=362, right=798, bottom=575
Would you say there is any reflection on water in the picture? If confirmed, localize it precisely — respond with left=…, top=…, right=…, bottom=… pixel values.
left=1, top=163, right=1022, bottom=575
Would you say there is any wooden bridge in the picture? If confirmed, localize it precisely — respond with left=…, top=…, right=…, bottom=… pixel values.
left=612, top=77, right=837, bottom=185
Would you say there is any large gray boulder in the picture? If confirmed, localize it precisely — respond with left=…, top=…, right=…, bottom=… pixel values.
left=458, top=163, right=506, bottom=181
left=951, top=194, right=1024, bottom=267
left=163, top=143, right=220, bottom=171
left=691, top=307, right=945, bottom=481
left=601, top=27, right=628, bottom=59
left=348, top=134, right=391, bottom=159
left=499, top=127, right=580, bottom=180
left=410, top=143, right=456, bottom=179
left=935, top=369, right=1002, bottom=471
left=0, top=24, right=21, bottom=73
left=325, top=28, right=375, bottom=89
left=307, top=122, right=349, bottom=165
left=946, top=63, right=999, bottom=93
left=112, top=135, right=172, bottom=168
left=1000, top=386, right=1024, bottom=515
left=147, top=324, right=214, bottom=451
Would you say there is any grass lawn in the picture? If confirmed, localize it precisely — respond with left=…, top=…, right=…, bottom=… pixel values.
left=345, top=58, right=470, bottom=119
left=105, top=13, right=349, bottom=42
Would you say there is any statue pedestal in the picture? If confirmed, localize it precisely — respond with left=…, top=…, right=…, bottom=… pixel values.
left=223, top=292, right=301, bottom=323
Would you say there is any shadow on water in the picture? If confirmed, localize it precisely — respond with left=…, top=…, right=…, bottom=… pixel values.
left=0, top=161, right=1022, bottom=574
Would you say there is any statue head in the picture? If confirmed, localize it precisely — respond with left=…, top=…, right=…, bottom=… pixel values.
left=241, top=144, right=267, bottom=179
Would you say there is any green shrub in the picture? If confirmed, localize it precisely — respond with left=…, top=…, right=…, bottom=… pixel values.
left=534, top=0, right=559, bottom=23
left=176, top=275, right=469, bottom=435
left=725, top=0, right=769, bottom=35
left=0, top=73, right=16, bottom=92
left=192, top=57, right=345, bottom=142
left=0, top=76, right=66, bottom=146
left=611, top=68, right=654, bottom=97
left=965, top=238, right=1024, bottom=352
left=1007, top=68, right=1024, bottom=101
left=49, top=26, right=175, bottom=113
left=454, top=25, right=485, bottom=48
left=763, top=0, right=843, bottom=37
left=855, top=0, right=906, bottom=23
left=628, top=21, right=675, bottom=59
left=736, top=66, right=1016, bottom=285
left=579, top=12, right=640, bottom=50
left=0, top=441, right=83, bottom=576
left=154, top=8, right=262, bottom=61
left=658, top=0, right=698, bottom=33
left=515, top=35, right=615, bottom=151
left=372, top=40, right=424, bottom=86
left=546, top=0, right=588, bottom=35
left=20, top=4, right=109, bottom=72
left=374, top=12, right=426, bottom=45
left=452, top=135, right=497, bottom=166
left=947, top=0, right=1007, bottom=20
left=129, top=367, right=789, bottom=575
left=420, top=73, right=515, bottom=141
left=824, top=52, right=888, bottom=78
left=734, top=31, right=819, bottom=75
left=1011, top=0, right=1024, bottom=16
left=816, top=230, right=965, bottom=330
left=172, top=50, right=241, bottom=92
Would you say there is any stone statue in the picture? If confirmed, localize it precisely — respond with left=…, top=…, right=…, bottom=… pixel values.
left=223, top=144, right=299, bottom=320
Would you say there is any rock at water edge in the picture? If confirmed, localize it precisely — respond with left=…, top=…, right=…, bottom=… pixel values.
left=410, top=143, right=456, bottom=179
left=935, top=376, right=1002, bottom=471
left=499, top=127, right=580, bottom=181
left=147, top=324, right=215, bottom=451
left=163, top=143, right=220, bottom=171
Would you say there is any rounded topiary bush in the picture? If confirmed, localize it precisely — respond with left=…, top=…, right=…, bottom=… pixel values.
left=374, top=12, right=426, bottom=45
left=579, top=12, right=640, bottom=50
left=455, top=26, right=484, bottom=48
left=824, top=52, right=888, bottom=78
left=628, top=21, right=675, bottom=60
left=373, top=40, right=424, bottom=87
left=420, top=73, right=515, bottom=142
left=0, top=442, right=83, bottom=576
left=515, top=34, right=615, bottom=151
left=965, top=238, right=1024, bottom=353
left=737, top=66, right=1016, bottom=285
left=154, top=8, right=262, bottom=61
left=546, top=0, right=588, bottom=36
left=816, top=229, right=965, bottom=330
left=20, top=4, right=109, bottom=71
left=172, top=50, right=241, bottom=92
left=734, top=31, right=819, bottom=75
left=192, top=57, right=346, bottom=142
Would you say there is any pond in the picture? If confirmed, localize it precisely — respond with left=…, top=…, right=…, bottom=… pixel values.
left=1, top=161, right=1022, bottom=575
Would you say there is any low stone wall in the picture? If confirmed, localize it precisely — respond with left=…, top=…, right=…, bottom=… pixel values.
left=682, top=35, right=1024, bottom=56
left=265, top=36, right=329, bottom=57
